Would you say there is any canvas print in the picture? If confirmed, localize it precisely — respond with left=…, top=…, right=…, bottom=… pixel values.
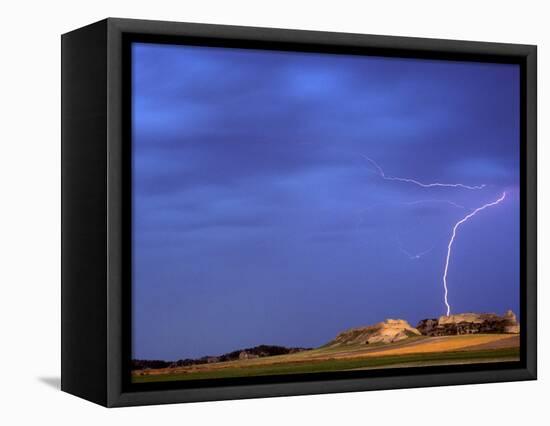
left=131, top=42, right=520, bottom=383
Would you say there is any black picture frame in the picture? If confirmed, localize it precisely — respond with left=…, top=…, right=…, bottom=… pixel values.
left=61, top=17, right=537, bottom=407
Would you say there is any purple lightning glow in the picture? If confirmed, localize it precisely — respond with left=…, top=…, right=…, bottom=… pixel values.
left=442, top=192, right=507, bottom=316
left=361, top=155, right=486, bottom=190
left=359, top=154, right=506, bottom=316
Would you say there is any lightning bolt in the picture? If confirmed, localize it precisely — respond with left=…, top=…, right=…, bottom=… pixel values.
left=361, top=155, right=486, bottom=190
left=442, top=192, right=507, bottom=316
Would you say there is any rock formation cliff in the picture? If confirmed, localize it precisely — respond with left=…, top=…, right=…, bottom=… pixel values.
left=416, top=310, right=519, bottom=336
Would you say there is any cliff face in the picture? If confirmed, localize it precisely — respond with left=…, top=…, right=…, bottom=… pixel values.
left=416, top=310, right=519, bottom=336
left=328, top=319, right=421, bottom=346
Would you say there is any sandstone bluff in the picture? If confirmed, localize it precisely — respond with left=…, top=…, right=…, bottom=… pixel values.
left=416, top=310, right=519, bottom=336
left=328, top=319, right=421, bottom=346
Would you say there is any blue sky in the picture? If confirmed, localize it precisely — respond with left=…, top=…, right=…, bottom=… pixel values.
left=131, top=42, right=520, bottom=360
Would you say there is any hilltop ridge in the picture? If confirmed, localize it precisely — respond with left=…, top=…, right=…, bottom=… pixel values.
left=327, top=319, right=421, bottom=346
left=132, top=344, right=310, bottom=370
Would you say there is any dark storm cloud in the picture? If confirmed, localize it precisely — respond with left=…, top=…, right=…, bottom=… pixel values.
left=131, top=42, right=520, bottom=360
left=133, top=47, right=519, bottom=200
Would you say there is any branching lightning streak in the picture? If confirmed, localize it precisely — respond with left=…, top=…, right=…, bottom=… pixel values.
left=442, top=192, right=507, bottom=316
left=403, top=200, right=465, bottom=209
left=396, top=234, right=434, bottom=260
left=361, top=155, right=486, bottom=190
left=357, top=199, right=465, bottom=229
left=399, top=245, right=434, bottom=260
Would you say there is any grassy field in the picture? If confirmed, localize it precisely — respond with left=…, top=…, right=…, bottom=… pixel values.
left=132, top=334, right=519, bottom=383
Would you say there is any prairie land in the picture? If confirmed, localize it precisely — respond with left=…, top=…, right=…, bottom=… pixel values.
left=132, top=334, right=519, bottom=383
